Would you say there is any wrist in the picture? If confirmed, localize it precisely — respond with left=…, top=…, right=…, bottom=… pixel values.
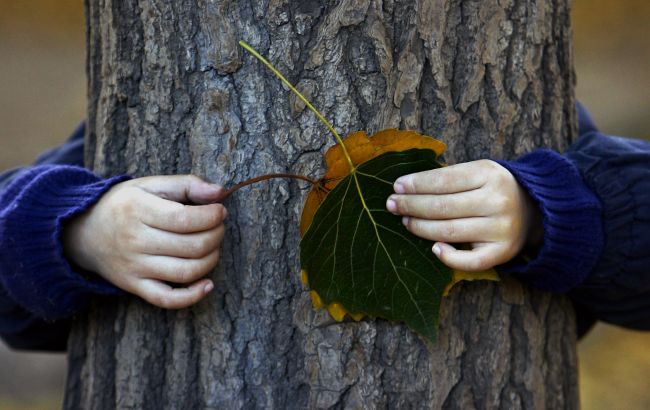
left=61, top=211, right=98, bottom=273
left=495, top=150, right=603, bottom=292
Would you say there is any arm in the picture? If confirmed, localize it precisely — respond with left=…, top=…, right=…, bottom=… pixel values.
left=498, top=107, right=650, bottom=332
left=1, top=125, right=228, bottom=350
left=387, top=105, right=649, bottom=334
left=564, top=130, right=650, bottom=331
left=0, top=124, right=122, bottom=350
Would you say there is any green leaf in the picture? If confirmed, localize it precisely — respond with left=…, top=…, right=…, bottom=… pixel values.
left=300, top=148, right=453, bottom=342
left=237, top=40, right=465, bottom=342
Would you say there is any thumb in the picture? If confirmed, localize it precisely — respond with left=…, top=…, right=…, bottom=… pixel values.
left=134, top=175, right=225, bottom=204
left=432, top=242, right=501, bottom=272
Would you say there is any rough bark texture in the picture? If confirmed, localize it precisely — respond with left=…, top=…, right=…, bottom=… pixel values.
left=65, top=0, right=579, bottom=409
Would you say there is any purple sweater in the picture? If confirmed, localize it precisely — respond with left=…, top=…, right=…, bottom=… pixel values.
left=0, top=124, right=129, bottom=350
left=1, top=107, right=649, bottom=350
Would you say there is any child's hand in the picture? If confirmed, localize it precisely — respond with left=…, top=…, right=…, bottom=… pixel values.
left=386, top=160, right=542, bottom=271
left=62, top=175, right=227, bottom=309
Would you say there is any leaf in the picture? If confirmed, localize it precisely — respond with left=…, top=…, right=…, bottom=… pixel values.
left=446, top=269, right=499, bottom=296
left=300, top=129, right=446, bottom=235
left=300, top=130, right=452, bottom=342
left=238, top=40, right=498, bottom=342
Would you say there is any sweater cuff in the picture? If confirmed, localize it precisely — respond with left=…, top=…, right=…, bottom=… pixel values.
left=0, top=165, right=130, bottom=320
left=495, top=150, right=604, bottom=292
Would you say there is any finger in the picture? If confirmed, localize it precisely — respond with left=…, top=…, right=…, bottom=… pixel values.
left=387, top=189, right=491, bottom=219
left=139, top=192, right=227, bottom=233
left=137, top=225, right=225, bottom=258
left=403, top=217, right=492, bottom=243
left=135, top=278, right=214, bottom=309
left=394, top=160, right=492, bottom=194
left=140, top=251, right=221, bottom=284
left=134, top=174, right=225, bottom=204
left=432, top=242, right=505, bottom=271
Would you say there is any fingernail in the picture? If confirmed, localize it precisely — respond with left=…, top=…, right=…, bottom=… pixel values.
left=386, top=197, right=397, bottom=213
left=394, top=179, right=406, bottom=194
left=222, top=207, right=228, bottom=219
left=432, top=244, right=441, bottom=257
left=402, top=216, right=409, bottom=226
left=204, top=281, right=214, bottom=293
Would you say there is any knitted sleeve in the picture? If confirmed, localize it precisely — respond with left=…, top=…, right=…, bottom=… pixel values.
left=565, top=132, right=650, bottom=331
left=495, top=151, right=603, bottom=292
left=1, top=124, right=130, bottom=350
left=496, top=105, right=650, bottom=332
left=0, top=165, right=129, bottom=321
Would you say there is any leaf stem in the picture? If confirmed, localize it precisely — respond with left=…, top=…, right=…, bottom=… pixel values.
left=223, top=173, right=320, bottom=199
left=238, top=40, right=356, bottom=172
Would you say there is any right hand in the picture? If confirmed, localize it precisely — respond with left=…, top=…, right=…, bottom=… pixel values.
left=386, top=160, right=543, bottom=272
left=62, top=175, right=227, bottom=309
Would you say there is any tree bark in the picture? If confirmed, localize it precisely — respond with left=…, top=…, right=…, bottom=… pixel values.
left=65, top=0, right=578, bottom=409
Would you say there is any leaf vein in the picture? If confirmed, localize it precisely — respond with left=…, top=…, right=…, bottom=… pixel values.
left=327, top=177, right=354, bottom=297
left=352, top=172, right=428, bottom=328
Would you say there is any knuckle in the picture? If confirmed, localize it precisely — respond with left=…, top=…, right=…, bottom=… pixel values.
left=493, top=217, right=510, bottom=236
left=433, top=172, right=448, bottom=190
left=213, top=204, right=226, bottom=221
left=494, top=172, right=511, bottom=186
left=215, top=225, right=226, bottom=242
left=176, top=269, right=188, bottom=283
left=194, top=236, right=214, bottom=257
left=443, top=223, right=457, bottom=240
left=185, top=174, right=202, bottom=183
left=193, top=206, right=218, bottom=230
left=198, top=236, right=212, bottom=255
left=470, top=256, right=487, bottom=271
left=492, top=194, right=512, bottom=211
left=481, top=159, right=500, bottom=173
left=395, top=197, right=409, bottom=214
left=404, top=177, right=418, bottom=193
left=152, top=292, right=173, bottom=309
left=207, top=207, right=221, bottom=226
left=174, top=206, right=191, bottom=227
left=492, top=194, right=506, bottom=210
left=135, top=264, right=152, bottom=279
left=184, top=240, right=200, bottom=258
left=202, top=255, right=218, bottom=273
left=129, top=232, right=147, bottom=252
left=497, top=248, right=515, bottom=265
left=503, top=216, right=519, bottom=234
left=435, top=198, right=449, bottom=217
left=113, top=191, right=137, bottom=217
left=460, top=251, right=486, bottom=271
left=177, top=267, right=196, bottom=283
left=492, top=165, right=513, bottom=184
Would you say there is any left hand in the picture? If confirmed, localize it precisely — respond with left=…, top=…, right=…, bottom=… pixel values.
left=386, top=160, right=542, bottom=271
left=62, top=175, right=227, bottom=309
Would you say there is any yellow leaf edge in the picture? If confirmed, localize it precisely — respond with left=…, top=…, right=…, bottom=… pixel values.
left=301, top=269, right=500, bottom=323
left=239, top=40, right=501, bottom=324
left=444, top=269, right=500, bottom=295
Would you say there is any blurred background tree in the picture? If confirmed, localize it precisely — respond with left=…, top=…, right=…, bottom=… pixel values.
left=0, top=0, right=648, bottom=409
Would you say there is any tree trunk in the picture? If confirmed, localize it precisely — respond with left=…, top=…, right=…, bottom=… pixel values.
left=65, top=0, right=578, bottom=409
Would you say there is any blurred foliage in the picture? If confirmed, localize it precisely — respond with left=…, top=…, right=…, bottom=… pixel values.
left=580, top=326, right=650, bottom=410
left=0, top=1, right=649, bottom=409
left=0, top=1, right=86, bottom=170
left=0, top=1, right=83, bottom=37
left=573, top=0, right=650, bottom=139
left=0, top=398, right=64, bottom=410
